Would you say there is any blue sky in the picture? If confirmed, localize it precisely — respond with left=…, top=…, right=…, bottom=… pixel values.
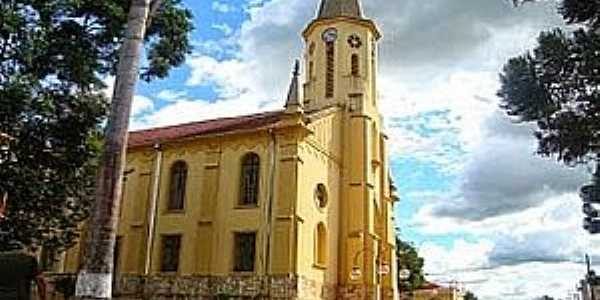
left=127, top=1, right=598, bottom=299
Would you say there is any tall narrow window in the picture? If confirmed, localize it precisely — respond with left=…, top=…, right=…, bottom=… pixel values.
left=240, top=153, right=260, bottom=206
left=234, top=232, right=256, bottom=272
left=315, top=184, right=328, bottom=209
left=309, top=61, right=315, bottom=79
left=371, top=39, right=378, bottom=106
left=168, top=161, right=187, bottom=211
left=315, top=223, right=327, bottom=266
left=351, top=54, right=359, bottom=77
left=161, top=235, right=181, bottom=273
left=325, top=42, right=335, bottom=98
left=371, top=39, right=377, bottom=67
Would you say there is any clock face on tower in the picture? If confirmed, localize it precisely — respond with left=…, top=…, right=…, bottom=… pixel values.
left=322, top=28, right=338, bottom=43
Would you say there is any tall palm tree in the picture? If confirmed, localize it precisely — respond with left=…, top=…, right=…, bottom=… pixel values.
left=75, top=0, right=162, bottom=298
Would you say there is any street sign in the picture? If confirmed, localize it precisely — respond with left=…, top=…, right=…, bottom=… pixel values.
left=350, top=267, right=361, bottom=281
left=399, top=269, right=411, bottom=280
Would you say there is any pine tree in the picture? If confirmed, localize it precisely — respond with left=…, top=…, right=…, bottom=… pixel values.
left=499, top=0, right=600, bottom=166
left=464, top=291, right=478, bottom=300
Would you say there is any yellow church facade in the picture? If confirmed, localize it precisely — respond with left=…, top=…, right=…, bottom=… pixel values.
left=55, top=0, right=400, bottom=299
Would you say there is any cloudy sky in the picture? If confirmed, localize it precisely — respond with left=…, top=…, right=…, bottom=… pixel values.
left=129, top=0, right=598, bottom=299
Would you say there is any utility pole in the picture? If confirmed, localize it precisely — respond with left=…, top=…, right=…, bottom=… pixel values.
left=586, top=254, right=596, bottom=300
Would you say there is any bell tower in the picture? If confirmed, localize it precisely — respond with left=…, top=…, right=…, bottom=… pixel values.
left=302, top=1, right=398, bottom=299
left=302, top=0, right=381, bottom=114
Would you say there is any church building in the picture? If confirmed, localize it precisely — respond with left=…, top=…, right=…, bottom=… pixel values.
left=55, top=0, right=400, bottom=298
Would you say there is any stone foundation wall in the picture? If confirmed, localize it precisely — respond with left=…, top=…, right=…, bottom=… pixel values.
left=46, top=274, right=301, bottom=300
left=296, top=276, right=337, bottom=300
left=337, top=285, right=395, bottom=300
left=46, top=274, right=393, bottom=299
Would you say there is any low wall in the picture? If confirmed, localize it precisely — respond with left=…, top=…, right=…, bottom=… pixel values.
left=45, top=274, right=390, bottom=299
left=46, top=274, right=300, bottom=299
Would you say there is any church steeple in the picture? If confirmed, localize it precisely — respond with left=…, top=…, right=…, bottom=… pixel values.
left=317, top=0, right=363, bottom=20
left=284, top=60, right=303, bottom=113
left=303, top=0, right=380, bottom=111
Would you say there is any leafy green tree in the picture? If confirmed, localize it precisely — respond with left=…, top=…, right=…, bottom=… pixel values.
left=498, top=0, right=600, bottom=166
left=464, top=291, right=478, bottom=300
left=0, top=0, right=192, bottom=253
left=396, top=237, right=426, bottom=292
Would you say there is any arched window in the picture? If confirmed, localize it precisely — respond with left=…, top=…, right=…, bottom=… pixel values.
left=315, top=223, right=328, bottom=266
left=240, top=153, right=260, bottom=206
left=351, top=54, right=359, bottom=77
left=168, top=161, right=187, bottom=210
left=371, top=38, right=377, bottom=67
left=315, top=184, right=328, bottom=209
left=325, top=41, right=335, bottom=98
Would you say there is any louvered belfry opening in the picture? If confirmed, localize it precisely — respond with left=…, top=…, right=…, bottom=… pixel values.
left=325, top=41, right=335, bottom=98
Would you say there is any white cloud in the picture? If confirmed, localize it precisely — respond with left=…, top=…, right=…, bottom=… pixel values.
left=417, top=196, right=595, bottom=299
left=186, top=55, right=258, bottom=98
left=410, top=180, right=600, bottom=299
left=414, top=191, right=584, bottom=236
left=421, top=239, right=493, bottom=276
left=135, top=0, right=309, bottom=132
left=102, top=76, right=115, bottom=98
left=191, top=39, right=236, bottom=57
left=131, top=96, right=280, bottom=131
left=102, top=76, right=153, bottom=118
left=156, top=89, right=188, bottom=102
left=461, top=262, right=583, bottom=300
left=131, top=95, right=154, bottom=117
left=211, top=23, right=234, bottom=36
left=211, top=1, right=233, bottom=13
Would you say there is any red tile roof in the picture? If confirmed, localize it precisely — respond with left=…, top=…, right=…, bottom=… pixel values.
left=128, top=110, right=283, bottom=148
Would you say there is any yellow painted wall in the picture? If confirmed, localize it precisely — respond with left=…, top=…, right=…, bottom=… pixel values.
left=297, top=111, right=342, bottom=287
left=61, top=8, right=399, bottom=300
left=301, top=14, right=397, bottom=296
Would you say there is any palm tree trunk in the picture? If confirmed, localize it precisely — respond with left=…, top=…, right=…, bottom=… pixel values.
left=75, top=0, right=152, bottom=298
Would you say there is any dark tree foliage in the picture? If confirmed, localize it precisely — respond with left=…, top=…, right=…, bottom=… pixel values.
left=0, top=0, right=193, bottom=253
left=464, top=291, right=479, bottom=300
left=515, top=0, right=600, bottom=29
left=499, top=0, right=600, bottom=166
left=396, top=237, right=426, bottom=292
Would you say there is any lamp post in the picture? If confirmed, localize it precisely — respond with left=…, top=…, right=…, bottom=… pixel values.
left=397, top=268, right=411, bottom=300
left=349, top=248, right=374, bottom=300
left=350, top=245, right=394, bottom=300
